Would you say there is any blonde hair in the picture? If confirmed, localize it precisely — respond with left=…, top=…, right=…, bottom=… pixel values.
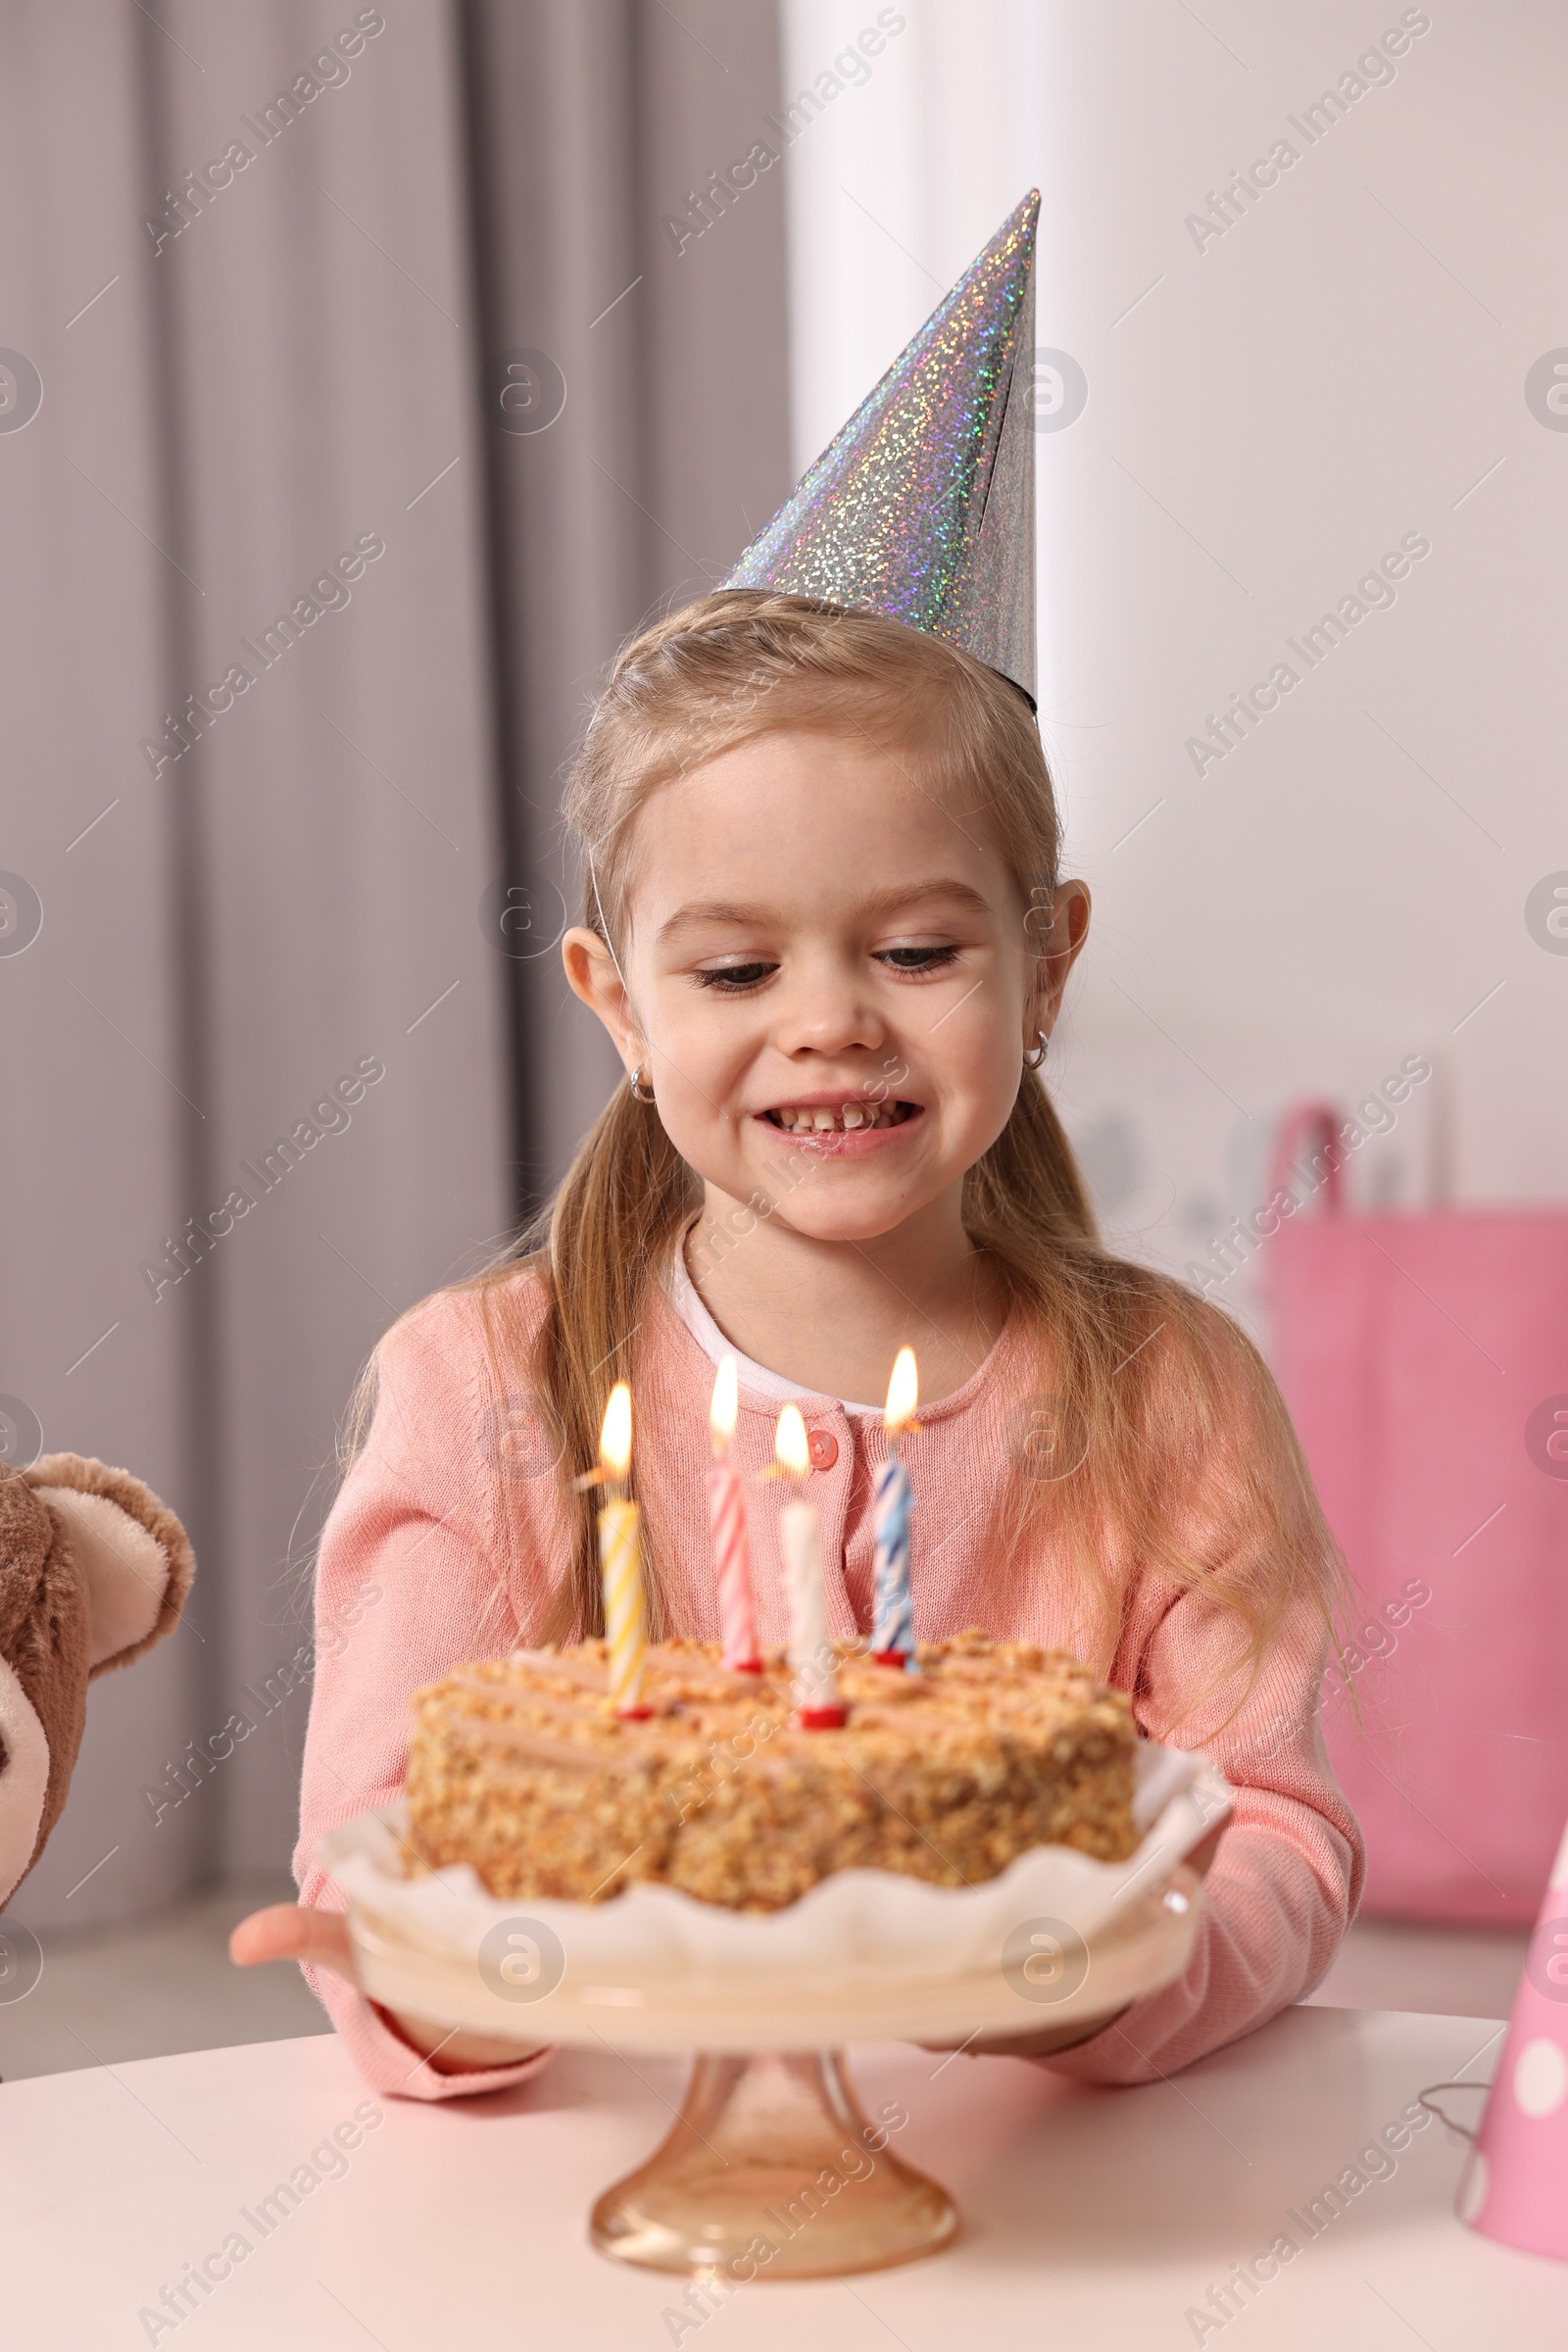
left=451, top=591, right=1344, bottom=1711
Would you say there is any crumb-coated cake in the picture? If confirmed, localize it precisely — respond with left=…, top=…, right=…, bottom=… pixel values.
left=405, top=1631, right=1139, bottom=1912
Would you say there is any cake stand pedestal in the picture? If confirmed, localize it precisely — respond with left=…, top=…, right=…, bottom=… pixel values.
left=343, top=1861, right=1201, bottom=2280
left=590, top=2049, right=955, bottom=2278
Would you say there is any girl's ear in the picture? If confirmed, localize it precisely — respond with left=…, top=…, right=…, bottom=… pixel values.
left=562, top=926, right=643, bottom=1074
left=1031, top=880, right=1091, bottom=1042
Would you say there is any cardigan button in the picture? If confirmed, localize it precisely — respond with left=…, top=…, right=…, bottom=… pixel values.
left=808, top=1427, right=839, bottom=1471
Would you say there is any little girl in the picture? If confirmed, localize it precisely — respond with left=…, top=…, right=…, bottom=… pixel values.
left=234, top=590, right=1362, bottom=2096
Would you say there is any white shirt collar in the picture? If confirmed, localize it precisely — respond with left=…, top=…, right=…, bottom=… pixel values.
left=664, top=1238, right=883, bottom=1417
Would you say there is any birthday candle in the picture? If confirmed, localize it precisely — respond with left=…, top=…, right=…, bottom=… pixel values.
left=709, top=1354, right=761, bottom=1673
left=598, top=1382, right=650, bottom=1718
left=776, top=1404, right=845, bottom=1728
left=872, top=1348, right=919, bottom=1668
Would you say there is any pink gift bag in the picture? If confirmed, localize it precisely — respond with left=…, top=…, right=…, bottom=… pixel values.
left=1263, top=1103, right=1568, bottom=1925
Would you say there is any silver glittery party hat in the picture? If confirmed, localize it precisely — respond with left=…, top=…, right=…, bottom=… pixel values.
left=722, top=191, right=1040, bottom=703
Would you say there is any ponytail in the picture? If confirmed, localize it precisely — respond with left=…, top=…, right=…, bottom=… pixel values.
left=482, top=1083, right=696, bottom=1642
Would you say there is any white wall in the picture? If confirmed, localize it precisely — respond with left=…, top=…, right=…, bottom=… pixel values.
left=778, top=1, right=1568, bottom=1294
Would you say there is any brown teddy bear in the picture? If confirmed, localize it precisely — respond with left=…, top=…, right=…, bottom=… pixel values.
left=0, top=1454, right=194, bottom=1908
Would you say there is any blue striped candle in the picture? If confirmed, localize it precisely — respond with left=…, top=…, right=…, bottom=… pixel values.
left=871, top=1348, right=919, bottom=1668
left=871, top=1452, right=914, bottom=1664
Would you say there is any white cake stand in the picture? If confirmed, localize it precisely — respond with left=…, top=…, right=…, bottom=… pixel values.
left=339, top=1844, right=1202, bottom=2278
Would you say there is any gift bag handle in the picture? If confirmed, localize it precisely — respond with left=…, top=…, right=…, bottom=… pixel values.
left=1267, top=1101, right=1347, bottom=1219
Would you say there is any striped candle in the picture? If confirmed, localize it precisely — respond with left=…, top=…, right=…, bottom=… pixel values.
left=597, top=1381, right=650, bottom=1718
left=710, top=1355, right=761, bottom=1673
left=871, top=1347, right=919, bottom=1669
left=871, top=1453, right=914, bottom=1664
left=710, top=1461, right=760, bottom=1672
left=600, top=1495, right=648, bottom=1715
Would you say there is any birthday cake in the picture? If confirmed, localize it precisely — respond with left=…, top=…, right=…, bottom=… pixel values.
left=404, top=1632, right=1139, bottom=1911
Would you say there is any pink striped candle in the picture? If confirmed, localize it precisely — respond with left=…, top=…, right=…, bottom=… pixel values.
left=709, top=1354, right=761, bottom=1673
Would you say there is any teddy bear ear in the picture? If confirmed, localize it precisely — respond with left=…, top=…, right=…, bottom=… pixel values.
left=24, top=1453, right=194, bottom=1676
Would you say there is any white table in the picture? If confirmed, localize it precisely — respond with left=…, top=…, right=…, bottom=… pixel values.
left=4, top=2006, right=1565, bottom=2347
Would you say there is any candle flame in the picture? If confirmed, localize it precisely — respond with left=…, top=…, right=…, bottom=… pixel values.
left=710, top=1353, right=739, bottom=1446
left=600, top=1382, right=633, bottom=1480
left=774, top=1403, right=809, bottom=1479
left=884, top=1346, right=918, bottom=1432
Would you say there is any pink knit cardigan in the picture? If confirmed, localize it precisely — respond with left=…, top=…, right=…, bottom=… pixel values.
left=295, top=1268, right=1362, bottom=2099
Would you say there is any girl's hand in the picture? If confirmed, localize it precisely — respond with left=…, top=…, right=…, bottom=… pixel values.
left=952, top=2013, right=1127, bottom=2060
left=921, top=1826, right=1227, bottom=2062
left=229, top=1902, right=547, bottom=2075
left=230, top=1900, right=356, bottom=1981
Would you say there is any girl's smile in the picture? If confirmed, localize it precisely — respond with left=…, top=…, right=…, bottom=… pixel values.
left=759, top=1093, right=921, bottom=1147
